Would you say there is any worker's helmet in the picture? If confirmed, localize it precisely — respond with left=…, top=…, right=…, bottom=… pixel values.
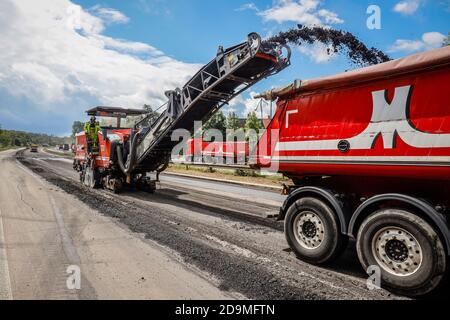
left=90, top=116, right=96, bottom=124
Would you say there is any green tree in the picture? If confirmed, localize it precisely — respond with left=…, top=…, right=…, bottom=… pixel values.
left=203, top=110, right=226, bottom=138
left=0, top=128, right=69, bottom=147
left=72, top=121, right=84, bottom=137
left=245, top=111, right=263, bottom=131
left=226, top=112, right=245, bottom=141
left=0, top=124, right=9, bottom=147
left=226, top=112, right=241, bottom=130
left=444, top=33, right=450, bottom=47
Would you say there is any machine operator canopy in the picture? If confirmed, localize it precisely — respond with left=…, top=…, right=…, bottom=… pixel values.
left=86, top=106, right=149, bottom=129
left=86, top=106, right=148, bottom=118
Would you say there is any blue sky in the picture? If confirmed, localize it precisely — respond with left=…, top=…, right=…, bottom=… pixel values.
left=0, top=0, right=448, bottom=135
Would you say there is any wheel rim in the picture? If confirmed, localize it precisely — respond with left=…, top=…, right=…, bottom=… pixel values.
left=293, top=211, right=325, bottom=250
left=372, top=226, right=423, bottom=276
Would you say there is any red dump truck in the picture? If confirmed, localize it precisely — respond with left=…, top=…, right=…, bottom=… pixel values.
left=253, top=46, right=450, bottom=297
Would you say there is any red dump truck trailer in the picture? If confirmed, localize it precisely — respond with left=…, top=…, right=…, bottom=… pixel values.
left=254, top=46, right=450, bottom=297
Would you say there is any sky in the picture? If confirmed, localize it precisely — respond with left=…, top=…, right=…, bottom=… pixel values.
left=0, top=0, right=448, bottom=136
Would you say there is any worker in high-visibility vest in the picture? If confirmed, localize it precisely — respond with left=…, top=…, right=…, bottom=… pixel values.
left=84, top=116, right=101, bottom=152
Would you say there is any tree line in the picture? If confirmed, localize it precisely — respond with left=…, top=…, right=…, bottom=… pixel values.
left=202, top=110, right=264, bottom=141
left=0, top=124, right=70, bottom=148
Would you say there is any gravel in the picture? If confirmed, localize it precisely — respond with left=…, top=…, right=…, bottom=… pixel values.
left=265, top=25, right=390, bottom=66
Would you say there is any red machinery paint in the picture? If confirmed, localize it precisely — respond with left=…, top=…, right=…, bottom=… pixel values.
left=74, top=129, right=132, bottom=169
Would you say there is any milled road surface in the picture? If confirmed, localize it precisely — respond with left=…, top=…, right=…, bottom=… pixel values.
left=1, top=148, right=402, bottom=299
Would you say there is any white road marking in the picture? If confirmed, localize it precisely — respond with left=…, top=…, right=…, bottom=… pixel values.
left=49, top=197, right=81, bottom=265
left=205, top=234, right=268, bottom=261
left=0, top=208, right=13, bottom=300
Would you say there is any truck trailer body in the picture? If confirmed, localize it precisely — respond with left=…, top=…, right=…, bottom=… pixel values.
left=255, top=46, right=450, bottom=181
left=253, top=46, right=450, bottom=297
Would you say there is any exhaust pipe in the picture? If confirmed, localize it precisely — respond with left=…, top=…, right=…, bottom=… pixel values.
left=117, top=132, right=140, bottom=175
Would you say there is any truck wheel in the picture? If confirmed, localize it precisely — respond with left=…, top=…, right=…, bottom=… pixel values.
left=285, top=197, right=347, bottom=265
left=356, top=209, right=448, bottom=297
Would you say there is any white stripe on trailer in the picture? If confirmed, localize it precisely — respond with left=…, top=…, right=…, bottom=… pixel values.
left=271, top=155, right=450, bottom=166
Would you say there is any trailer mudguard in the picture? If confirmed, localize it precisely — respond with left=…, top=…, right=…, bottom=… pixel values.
left=348, top=193, right=450, bottom=255
left=278, top=186, right=350, bottom=235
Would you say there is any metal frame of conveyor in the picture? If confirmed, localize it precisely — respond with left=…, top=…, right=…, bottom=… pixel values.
left=124, top=33, right=291, bottom=174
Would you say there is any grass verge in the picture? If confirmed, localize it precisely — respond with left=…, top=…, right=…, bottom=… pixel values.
left=166, top=163, right=290, bottom=187
left=43, top=148, right=74, bottom=159
left=0, top=146, right=19, bottom=152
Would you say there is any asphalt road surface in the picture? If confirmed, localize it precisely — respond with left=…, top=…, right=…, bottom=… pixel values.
left=0, top=148, right=402, bottom=300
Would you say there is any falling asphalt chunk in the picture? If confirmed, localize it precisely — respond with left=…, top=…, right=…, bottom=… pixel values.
left=264, top=25, right=391, bottom=66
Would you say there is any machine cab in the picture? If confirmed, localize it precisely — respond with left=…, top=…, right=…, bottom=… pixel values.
left=87, top=106, right=148, bottom=140
left=74, top=106, right=148, bottom=166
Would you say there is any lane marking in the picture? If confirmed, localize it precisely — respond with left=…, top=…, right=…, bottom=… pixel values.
left=0, top=208, right=13, bottom=300
left=49, top=197, right=81, bottom=265
left=204, top=234, right=270, bottom=262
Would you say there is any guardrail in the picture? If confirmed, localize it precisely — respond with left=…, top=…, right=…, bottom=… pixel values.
left=171, top=160, right=251, bottom=170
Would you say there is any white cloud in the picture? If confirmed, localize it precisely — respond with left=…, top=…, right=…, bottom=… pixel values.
left=243, top=93, right=261, bottom=117
left=318, top=9, right=344, bottom=24
left=257, top=0, right=343, bottom=26
left=393, top=0, right=421, bottom=15
left=225, top=92, right=277, bottom=118
left=422, top=32, right=446, bottom=46
left=0, top=0, right=200, bottom=114
left=137, top=0, right=172, bottom=16
left=90, top=5, right=130, bottom=24
left=389, top=32, right=446, bottom=53
left=91, top=35, right=164, bottom=54
left=229, top=93, right=269, bottom=118
left=298, top=41, right=337, bottom=63
left=390, top=39, right=424, bottom=52
left=236, top=3, right=259, bottom=12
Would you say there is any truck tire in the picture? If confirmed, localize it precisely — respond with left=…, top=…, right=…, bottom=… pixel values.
left=356, top=209, right=448, bottom=297
left=285, top=197, right=347, bottom=265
